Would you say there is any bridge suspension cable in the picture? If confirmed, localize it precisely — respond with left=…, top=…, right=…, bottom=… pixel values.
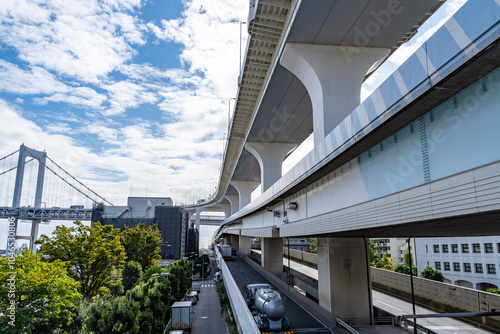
left=0, top=149, right=20, bottom=163
left=24, top=151, right=114, bottom=206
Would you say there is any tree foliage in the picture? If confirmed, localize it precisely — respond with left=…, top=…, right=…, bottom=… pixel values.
left=372, top=252, right=395, bottom=271
left=122, top=261, right=143, bottom=291
left=419, top=265, right=445, bottom=282
left=308, top=238, right=317, bottom=254
left=132, top=277, right=174, bottom=334
left=36, top=221, right=126, bottom=299
left=168, top=259, right=192, bottom=301
left=0, top=249, right=81, bottom=333
left=142, top=264, right=164, bottom=278
left=395, top=264, right=418, bottom=275
left=193, top=254, right=210, bottom=277
left=121, top=223, right=162, bottom=271
left=83, top=296, right=140, bottom=333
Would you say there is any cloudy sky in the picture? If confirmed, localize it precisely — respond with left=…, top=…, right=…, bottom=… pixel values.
left=0, top=0, right=466, bottom=248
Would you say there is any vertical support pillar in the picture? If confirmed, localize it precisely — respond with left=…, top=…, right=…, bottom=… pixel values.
left=317, top=237, right=372, bottom=319
left=261, top=237, right=284, bottom=278
left=245, top=142, right=296, bottom=192
left=230, top=181, right=259, bottom=208
left=225, top=195, right=240, bottom=216
left=218, top=203, right=232, bottom=218
left=195, top=207, right=203, bottom=232
left=231, top=235, right=240, bottom=251
left=239, top=235, right=252, bottom=256
left=7, top=145, right=48, bottom=255
left=280, top=43, right=389, bottom=145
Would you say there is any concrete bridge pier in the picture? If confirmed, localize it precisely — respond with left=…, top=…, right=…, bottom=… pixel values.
left=230, top=181, right=259, bottom=209
left=261, top=237, right=284, bottom=278
left=239, top=235, right=252, bottom=256
left=280, top=43, right=390, bottom=145
left=245, top=143, right=296, bottom=192
left=225, top=195, right=240, bottom=215
left=317, top=237, right=373, bottom=319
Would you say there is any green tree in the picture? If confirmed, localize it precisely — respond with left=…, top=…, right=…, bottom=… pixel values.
left=37, top=221, right=126, bottom=299
left=83, top=296, right=140, bottom=333
left=0, top=249, right=81, bottom=333
left=121, top=223, right=162, bottom=270
left=308, top=238, right=317, bottom=254
left=123, top=261, right=143, bottom=291
left=168, top=259, right=192, bottom=300
left=395, top=264, right=418, bottom=275
left=193, top=254, right=210, bottom=277
left=419, top=265, right=445, bottom=282
left=142, top=264, right=164, bottom=278
left=487, top=288, right=500, bottom=295
left=131, top=276, right=174, bottom=334
left=373, top=252, right=395, bottom=271
left=368, top=239, right=378, bottom=262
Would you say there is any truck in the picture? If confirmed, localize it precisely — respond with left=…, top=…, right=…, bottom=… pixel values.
left=171, top=301, right=193, bottom=332
left=192, top=282, right=200, bottom=293
left=221, top=244, right=232, bottom=260
left=244, top=284, right=291, bottom=332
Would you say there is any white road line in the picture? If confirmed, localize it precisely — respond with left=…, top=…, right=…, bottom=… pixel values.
left=375, top=300, right=402, bottom=312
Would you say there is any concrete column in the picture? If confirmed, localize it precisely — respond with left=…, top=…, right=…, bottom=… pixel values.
left=225, top=195, right=239, bottom=215
left=245, top=142, right=296, bottom=192
left=218, top=203, right=231, bottom=218
left=261, top=237, right=284, bottom=278
left=195, top=207, right=203, bottom=231
left=239, top=235, right=252, bottom=256
left=230, top=181, right=259, bottom=208
left=317, top=237, right=372, bottom=319
left=230, top=235, right=240, bottom=251
left=280, top=43, right=389, bottom=145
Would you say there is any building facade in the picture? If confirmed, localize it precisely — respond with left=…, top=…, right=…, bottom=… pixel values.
left=415, top=236, right=500, bottom=291
left=372, top=237, right=416, bottom=265
left=92, top=197, right=190, bottom=260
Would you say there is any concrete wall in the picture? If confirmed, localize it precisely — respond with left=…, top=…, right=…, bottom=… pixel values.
left=371, top=267, right=500, bottom=329
left=269, top=247, right=500, bottom=330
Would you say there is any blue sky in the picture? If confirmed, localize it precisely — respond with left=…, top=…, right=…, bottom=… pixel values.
left=0, top=0, right=466, bottom=248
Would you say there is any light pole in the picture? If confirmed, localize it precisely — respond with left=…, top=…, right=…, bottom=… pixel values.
left=128, top=273, right=169, bottom=302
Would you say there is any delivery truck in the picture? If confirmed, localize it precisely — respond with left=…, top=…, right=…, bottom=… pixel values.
left=171, top=301, right=193, bottom=332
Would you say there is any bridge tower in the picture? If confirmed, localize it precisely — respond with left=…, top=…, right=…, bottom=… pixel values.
left=7, top=144, right=47, bottom=256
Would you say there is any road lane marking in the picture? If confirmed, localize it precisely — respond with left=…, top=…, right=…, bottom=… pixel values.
left=375, top=300, right=402, bottom=312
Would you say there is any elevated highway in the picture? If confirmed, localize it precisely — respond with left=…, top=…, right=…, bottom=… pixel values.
left=202, top=0, right=500, bottom=325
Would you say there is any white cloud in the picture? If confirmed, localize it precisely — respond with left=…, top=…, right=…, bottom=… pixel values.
left=0, top=60, right=67, bottom=95
left=103, top=80, right=158, bottom=116
left=0, top=0, right=145, bottom=84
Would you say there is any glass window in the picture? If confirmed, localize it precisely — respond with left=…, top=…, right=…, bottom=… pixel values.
left=453, top=262, right=460, bottom=271
left=462, top=244, right=469, bottom=253
left=451, top=244, right=458, bottom=253
left=435, top=262, right=441, bottom=270
left=433, top=245, right=440, bottom=253
left=487, top=264, right=496, bottom=274
left=497, top=243, right=500, bottom=253
left=485, top=243, right=494, bottom=253
left=464, top=263, right=471, bottom=272
left=442, top=244, right=449, bottom=253
left=473, top=243, right=481, bottom=253
left=475, top=263, right=483, bottom=273
left=444, top=262, right=450, bottom=271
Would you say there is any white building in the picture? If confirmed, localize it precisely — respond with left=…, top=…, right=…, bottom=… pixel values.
left=415, top=236, right=500, bottom=291
left=372, top=238, right=415, bottom=265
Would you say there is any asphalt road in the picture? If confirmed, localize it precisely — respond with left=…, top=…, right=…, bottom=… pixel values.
left=373, top=290, right=496, bottom=334
left=191, top=258, right=227, bottom=334
left=226, top=255, right=331, bottom=333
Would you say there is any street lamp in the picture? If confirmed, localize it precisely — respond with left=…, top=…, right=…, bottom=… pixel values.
left=128, top=273, right=169, bottom=302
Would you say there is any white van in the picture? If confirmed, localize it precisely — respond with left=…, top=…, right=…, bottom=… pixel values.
left=214, top=271, right=221, bottom=282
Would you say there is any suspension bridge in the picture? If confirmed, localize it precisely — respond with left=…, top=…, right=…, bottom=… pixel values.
left=0, top=144, right=113, bottom=255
